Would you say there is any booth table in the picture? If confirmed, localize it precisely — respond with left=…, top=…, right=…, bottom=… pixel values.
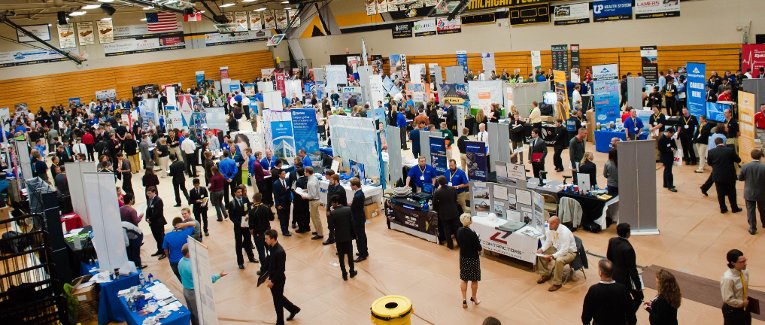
left=594, top=130, right=649, bottom=153
left=319, top=180, right=383, bottom=206
left=97, top=272, right=141, bottom=324
left=117, top=281, right=192, bottom=325
left=526, top=179, right=563, bottom=196
left=60, top=213, right=83, bottom=232
left=470, top=216, right=541, bottom=265
left=557, top=191, right=619, bottom=230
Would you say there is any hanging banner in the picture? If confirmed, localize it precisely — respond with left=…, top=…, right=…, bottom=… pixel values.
left=392, top=22, right=413, bottom=38
left=436, top=17, right=462, bottom=34
left=275, top=10, right=289, bottom=29
left=570, top=44, right=580, bottom=83
left=531, top=51, right=542, bottom=71
left=234, top=12, right=249, bottom=32
left=456, top=50, right=468, bottom=75
left=465, top=141, right=487, bottom=181
left=366, top=0, right=377, bottom=15
left=77, top=22, right=95, bottom=45
left=739, top=91, right=756, bottom=163
left=686, top=62, right=707, bottom=118
left=220, top=66, right=229, bottom=79
left=553, top=2, right=590, bottom=25
left=290, top=108, right=320, bottom=163
left=593, top=0, right=633, bottom=22
left=378, top=0, right=389, bottom=13
left=466, top=0, right=548, bottom=11
left=640, top=46, right=658, bottom=85
left=742, top=44, right=765, bottom=78
left=481, top=52, right=495, bottom=75
left=249, top=12, right=262, bottom=30
left=97, top=20, right=114, bottom=44
left=551, top=44, right=568, bottom=73
left=430, top=136, right=447, bottom=177
left=288, top=9, right=300, bottom=28
left=635, top=0, right=680, bottom=19
left=57, top=24, right=77, bottom=49
left=508, top=1, right=551, bottom=26
left=592, top=63, right=619, bottom=81
left=414, top=18, right=437, bottom=37
left=275, top=72, right=286, bottom=97
left=554, top=70, right=571, bottom=119
left=263, top=11, right=276, bottom=29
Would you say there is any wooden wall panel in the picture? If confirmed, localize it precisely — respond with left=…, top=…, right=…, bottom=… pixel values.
left=0, top=50, right=274, bottom=110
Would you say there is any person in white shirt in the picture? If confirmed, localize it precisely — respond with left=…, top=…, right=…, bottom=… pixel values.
left=181, top=132, right=197, bottom=177
left=73, top=137, right=88, bottom=158
left=476, top=123, right=489, bottom=154
left=528, top=101, right=543, bottom=129
left=536, top=216, right=577, bottom=292
left=478, top=70, right=486, bottom=81
left=721, top=249, right=751, bottom=324
left=302, top=167, right=323, bottom=240
left=572, top=84, right=583, bottom=111
left=207, top=133, right=220, bottom=152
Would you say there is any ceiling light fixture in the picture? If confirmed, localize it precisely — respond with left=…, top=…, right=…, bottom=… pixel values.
left=220, top=3, right=235, bottom=7
left=281, top=0, right=289, bottom=3
left=98, top=0, right=114, bottom=3
left=140, top=18, right=147, bottom=21
left=284, top=7, right=291, bottom=10
left=143, top=6, right=154, bottom=10
left=255, top=7, right=267, bottom=12
left=242, top=0, right=258, bottom=3
left=69, top=11, right=87, bottom=16
left=82, top=4, right=101, bottom=10
left=101, top=17, right=112, bottom=21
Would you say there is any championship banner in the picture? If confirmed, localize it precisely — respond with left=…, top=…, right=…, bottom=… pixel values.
left=249, top=12, right=262, bottom=30
left=414, top=18, right=436, bottom=37
left=77, top=22, right=95, bottom=45
left=234, top=12, right=249, bottom=31
left=686, top=62, right=707, bottom=118
left=593, top=0, right=632, bottom=22
left=263, top=11, right=276, bottom=29
left=551, top=44, right=568, bottom=73
left=640, top=46, right=658, bottom=85
left=290, top=108, right=320, bottom=164
left=97, top=20, right=114, bottom=44
left=466, top=0, right=548, bottom=11
left=392, top=22, right=413, bottom=38
left=288, top=9, right=300, bottom=28
left=570, top=44, right=580, bottom=82
left=275, top=10, right=288, bottom=29
left=553, top=2, right=590, bottom=25
left=366, top=0, right=377, bottom=15
left=635, top=0, right=680, bottom=19
left=465, top=141, right=487, bottom=181
left=429, top=136, right=447, bottom=177
left=436, top=17, right=461, bottom=34
left=531, top=51, right=542, bottom=71
left=743, top=44, right=765, bottom=78
left=508, top=1, right=550, bottom=26
left=457, top=50, right=468, bottom=75
left=378, top=0, right=389, bottom=13
left=554, top=70, right=570, bottom=119
left=57, top=24, right=77, bottom=49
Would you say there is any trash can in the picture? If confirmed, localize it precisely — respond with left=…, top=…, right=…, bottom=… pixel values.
left=370, top=295, right=412, bottom=325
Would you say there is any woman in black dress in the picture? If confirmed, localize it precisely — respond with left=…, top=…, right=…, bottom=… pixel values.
left=456, top=213, right=482, bottom=308
left=645, top=269, right=681, bottom=325
left=578, top=152, right=598, bottom=188
left=141, top=168, right=160, bottom=201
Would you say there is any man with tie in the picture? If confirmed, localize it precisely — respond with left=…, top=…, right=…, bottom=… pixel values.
left=189, top=178, right=210, bottom=237
left=323, top=172, right=346, bottom=245
left=145, top=186, right=167, bottom=260
left=708, top=137, right=742, bottom=213
left=739, top=149, right=765, bottom=235
left=476, top=123, right=489, bottom=152
left=328, top=195, right=358, bottom=280
left=273, top=169, right=293, bottom=237
left=227, top=185, right=256, bottom=269
left=528, top=128, right=548, bottom=178
left=249, top=193, right=273, bottom=275
left=264, top=229, right=301, bottom=325
left=623, top=108, right=644, bottom=141
left=169, top=153, right=190, bottom=207
left=349, top=177, right=368, bottom=262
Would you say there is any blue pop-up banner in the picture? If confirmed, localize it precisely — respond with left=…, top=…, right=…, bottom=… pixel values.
left=686, top=62, right=707, bottom=118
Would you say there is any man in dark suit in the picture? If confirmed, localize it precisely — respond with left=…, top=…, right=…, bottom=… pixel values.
left=708, top=137, right=742, bottom=214
left=264, top=230, right=300, bottom=325
left=349, top=178, right=368, bottom=262
left=145, top=186, right=167, bottom=259
left=189, top=178, right=209, bottom=236
left=606, top=223, right=641, bottom=325
left=323, top=173, right=346, bottom=245
left=169, top=153, right=189, bottom=207
left=227, top=185, right=256, bottom=269
left=432, top=175, right=460, bottom=249
left=738, top=149, right=765, bottom=234
left=528, top=128, right=548, bottom=178
left=272, top=169, right=292, bottom=237
left=328, top=195, right=358, bottom=281
left=249, top=193, right=274, bottom=274
left=552, top=120, right=568, bottom=172
left=658, top=128, right=678, bottom=192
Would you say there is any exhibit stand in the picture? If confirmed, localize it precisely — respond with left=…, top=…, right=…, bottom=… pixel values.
left=617, top=140, right=658, bottom=235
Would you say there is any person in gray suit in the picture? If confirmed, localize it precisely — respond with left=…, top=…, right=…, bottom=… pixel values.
left=528, top=128, right=548, bottom=178
left=139, top=134, right=153, bottom=169
left=738, top=149, right=765, bottom=235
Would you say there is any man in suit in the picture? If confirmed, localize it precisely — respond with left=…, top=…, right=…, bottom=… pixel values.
left=169, top=153, right=189, bottom=207
left=323, top=172, right=346, bottom=245
left=552, top=120, right=567, bottom=172
left=606, top=223, right=641, bottom=325
left=264, top=229, right=300, bottom=325
left=227, top=185, right=256, bottom=269
left=432, top=175, right=460, bottom=249
left=145, top=186, right=167, bottom=260
left=658, top=128, right=678, bottom=192
left=272, top=169, right=292, bottom=237
left=189, top=178, right=209, bottom=236
left=708, top=137, right=742, bottom=214
left=349, top=178, right=368, bottom=262
left=528, top=128, right=548, bottom=178
left=738, top=149, right=765, bottom=234
left=328, top=195, right=358, bottom=281
left=249, top=193, right=274, bottom=275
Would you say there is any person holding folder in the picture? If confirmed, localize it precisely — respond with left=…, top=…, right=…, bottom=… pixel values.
left=528, top=128, right=547, bottom=178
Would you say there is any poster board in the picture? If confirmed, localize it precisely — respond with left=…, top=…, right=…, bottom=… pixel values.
left=285, top=79, right=303, bottom=102
left=468, top=80, right=504, bottom=116
left=187, top=238, right=219, bottom=325
left=84, top=172, right=129, bottom=271
left=325, top=65, right=347, bottom=92
left=739, top=91, right=756, bottom=163
left=263, top=91, right=283, bottom=110
left=64, top=162, right=96, bottom=226
left=206, top=107, right=227, bottom=131
left=470, top=180, right=544, bottom=233
left=329, top=115, right=381, bottom=180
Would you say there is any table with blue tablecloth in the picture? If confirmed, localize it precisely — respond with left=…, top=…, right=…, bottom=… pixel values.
left=594, top=130, right=649, bottom=153
left=98, top=272, right=141, bottom=324
left=117, top=280, right=192, bottom=325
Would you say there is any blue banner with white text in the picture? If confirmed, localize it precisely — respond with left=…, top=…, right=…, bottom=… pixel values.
left=465, top=141, right=487, bottom=181
left=290, top=108, right=320, bottom=164
left=593, top=0, right=633, bottom=22
left=270, top=121, right=296, bottom=160
left=593, top=79, right=621, bottom=125
left=429, top=136, right=447, bottom=177
left=686, top=62, right=706, bottom=118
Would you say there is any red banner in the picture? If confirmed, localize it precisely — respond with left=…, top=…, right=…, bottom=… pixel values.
left=743, top=44, right=765, bottom=78
left=275, top=72, right=286, bottom=97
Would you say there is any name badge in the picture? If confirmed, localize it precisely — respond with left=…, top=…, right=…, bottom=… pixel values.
left=634, top=128, right=638, bottom=132
left=653, top=122, right=658, bottom=126
left=448, top=182, right=452, bottom=186
left=667, top=144, right=671, bottom=147
left=420, top=175, right=425, bottom=181
left=684, top=125, right=689, bottom=129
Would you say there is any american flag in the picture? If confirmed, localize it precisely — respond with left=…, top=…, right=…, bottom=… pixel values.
left=145, top=12, right=178, bottom=32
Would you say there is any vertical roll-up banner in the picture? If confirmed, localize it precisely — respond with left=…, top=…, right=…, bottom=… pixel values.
left=429, top=136, right=447, bottom=177
left=686, top=62, right=707, bottom=118
left=551, top=44, right=569, bottom=74
left=640, top=46, right=658, bottom=85
left=220, top=66, right=229, bottom=79
left=570, top=44, right=581, bottom=83
left=196, top=71, right=205, bottom=88
left=457, top=50, right=468, bottom=75
left=466, top=141, right=487, bottom=181
left=531, top=51, right=542, bottom=72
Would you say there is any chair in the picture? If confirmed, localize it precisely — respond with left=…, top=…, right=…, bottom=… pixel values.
left=542, top=194, right=557, bottom=220
left=564, top=236, right=588, bottom=283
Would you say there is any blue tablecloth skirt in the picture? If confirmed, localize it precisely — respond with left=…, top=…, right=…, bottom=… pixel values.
left=594, top=130, right=649, bottom=153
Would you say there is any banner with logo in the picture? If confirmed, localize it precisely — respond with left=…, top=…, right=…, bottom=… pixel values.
left=593, top=0, right=633, bottom=22
left=195, top=71, right=205, bottom=88
left=554, top=70, right=570, bottom=119
left=457, top=50, right=468, bottom=75
left=290, top=108, right=320, bottom=162
left=738, top=91, right=756, bottom=163
left=429, top=136, right=447, bottom=177
left=531, top=51, right=542, bottom=71
left=742, top=44, right=765, bottom=78
left=16, top=24, right=50, bottom=43
left=570, top=44, right=580, bottom=82
left=57, top=24, right=77, bottom=48
left=640, top=46, right=658, bottom=85
left=466, top=141, right=487, bottom=181
left=263, top=11, right=276, bottom=29
left=686, top=62, right=706, bottom=118
left=436, top=17, right=461, bottom=34
left=95, top=89, right=117, bottom=101
left=592, top=63, right=619, bottom=81
left=77, top=22, right=95, bottom=45
left=0, top=49, right=66, bottom=68
left=104, top=24, right=185, bottom=56
left=275, top=72, right=286, bottom=97
left=553, top=2, right=590, bottom=25
left=551, top=44, right=568, bottom=73
left=384, top=200, right=439, bottom=242
left=414, top=18, right=436, bottom=37
left=270, top=120, right=296, bottom=160
left=466, top=0, right=548, bottom=11
left=220, top=66, right=229, bottom=79
left=592, top=64, right=620, bottom=125
left=205, top=30, right=270, bottom=47
left=481, top=52, right=495, bottom=75
left=366, top=0, right=377, bottom=15
left=249, top=12, right=262, bottom=30
left=392, top=22, right=413, bottom=38
left=96, top=20, right=114, bottom=44
left=635, top=0, right=680, bottom=19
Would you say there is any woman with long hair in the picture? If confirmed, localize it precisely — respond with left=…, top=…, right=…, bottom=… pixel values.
left=578, top=152, right=597, bottom=188
left=645, top=269, right=681, bottom=325
left=604, top=149, right=619, bottom=195
left=456, top=213, right=482, bottom=309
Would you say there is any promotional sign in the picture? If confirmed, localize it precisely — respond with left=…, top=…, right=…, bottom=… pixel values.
left=592, top=63, right=619, bottom=81
left=466, top=141, right=487, bottom=181
left=593, top=0, right=633, bottom=22
left=440, top=83, right=470, bottom=105
left=686, top=62, right=706, bottom=118
left=97, top=20, right=114, bottom=44
left=220, top=66, right=229, bottom=79
left=409, top=64, right=426, bottom=83
left=456, top=50, right=468, bottom=75
left=466, top=0, right=548, bottom=11
left=196, top=71, right=205, bottom=87
left=0, top=50, right=66, bottom=68
left=384, top=200, right=439, bottom=243
left=77, top=22, right=95, bottom=45
left=57, top=24, right=77, bottom=49
left=553, top=2, right=590, bottom=25
left=481, top=52, right=495, bottom=75
left=570, top=44, right=581, bottom=82
left=17, top=24, right=51, bottom=43
left=95, top=89, right=117, bottom=101
left=635, top=0, right=680, bottom=19
left=392, top=22, right=413, bottom=38
left=640, top=46, right=658, bottom=85
left=531, top=51, right=542, bottom=71
left=290, top=108, right=320, bottom=163
left=436, top=17, right=461, bottom=34
left=414, top=18, right=436, bottom=37
left=205, top=30, right=270, bottom=46
left=508, top=1, right=551, bottom=26
left=738, top=91, right=756, bottom=163
left=742, top=44, right=765, bottom=78
left=429, top=136, right=447, bottom=177
left=271, top=120, right=296, bottom=159
left=593, top=79, right=621, bottom=125
left=706, top=102, right=728, bottom=123
left=275, top=72, right=286, bottom=97
left=551, top=44, right=568, bottom=73
left=554, top=70, right=571, bottom=119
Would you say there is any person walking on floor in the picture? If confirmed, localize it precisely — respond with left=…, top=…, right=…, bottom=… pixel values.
left=189, top=178, right=210, bottom=237
left=328, top=195, right=358, bottom=281
left=273, top=169, right=292, bottom=237
left=658, top=128, right=678, bottom=192
left=350, top=177, right=368, bottom=262
left=227, top=185, right=256, bottom=269
left=456, top=213, right=482, bottom=309
left=169, top=153, right=190, bottom=207
left=433, top=175, right=461, bottom=249
left=581, top=259, right=632, bottom=325
left=644, top=269, right=681, bottom=325
left=738, top=149, right=765, bottom=235
left=264, top=229, right=301, bottom=325
left=529, top=128, right=547, bottom=178
left=552, top=119, right=567, bottom=172
left=324, top=172, right=346, bottom=245
left=721, top=249, right=751, bottom=325
left=145, top=186, right=166, bottom=260
left=249, top=193, right=273, bottom=275
left=708, top=137, right=742, bottom=214
left=209, top=166, right=229, bottom=221
left=178, top=243, right=228, bottom=325
left=607, top=223, right=641, bottom=325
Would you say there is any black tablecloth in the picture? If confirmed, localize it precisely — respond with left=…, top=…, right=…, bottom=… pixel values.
left=557, top=191, right=612, bottom=229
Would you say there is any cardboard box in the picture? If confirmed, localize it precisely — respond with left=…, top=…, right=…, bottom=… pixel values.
left=0, top=206, right=10, bottom=222
left=364, top=202, right=381, bottom=219
left=72, top=276, right=97, bottom=302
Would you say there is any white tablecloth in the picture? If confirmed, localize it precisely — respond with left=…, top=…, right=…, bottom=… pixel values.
left=319, top=179, right=383, bottom=206
left=470, top=216, right=542, bottom=264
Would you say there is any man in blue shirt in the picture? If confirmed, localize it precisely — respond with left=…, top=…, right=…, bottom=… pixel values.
left=218, top=150, right=238, bottom=202
left=406, top=157, right=437, bottom=193
left=178, top=243, right=227, bottom=325
left=623, top=108, right=644, bottom=140
left=162, top=217, right=198, bottom=282
left=396, top=108, right=408, bottom=150
left=261, top=150, right=277, bottom=171
left=298, top=149, right=312, bottom=169
left=447, top=159, right=470, bottom=213
left=405, top=95, right=415, bottom=112
left=409, top=123, right=422, bottom=158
